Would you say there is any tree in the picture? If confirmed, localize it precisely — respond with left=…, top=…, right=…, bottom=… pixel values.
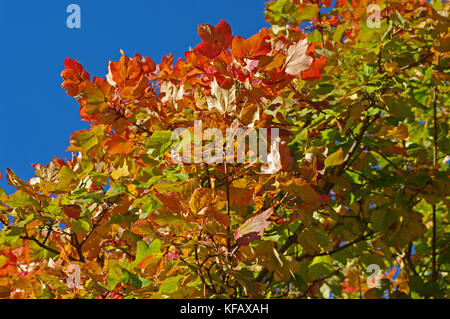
left=0, top=0, right=448, bottom=299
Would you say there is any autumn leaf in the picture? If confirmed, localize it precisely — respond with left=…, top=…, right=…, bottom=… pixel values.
left=324, top=148, right=344, bottom=168
left=111, top=161, right=130, bottom=180
left=106, top=134, right=133, bottom=155
left=213, top=210, right=231, bottom=227
left=386, top=124, right=410, bottom=140
left=132, top=219, right=157, bottom=238
left=297, top=3, right=320, bottom=22
left=280, top=178, right=322, bottom=205
left=231, top=28, right=272, bottom=60
left=301, top=56, right=327, bottom=81
left=62, top=204, right=82, bottom=219
left=2, top=0, right=447, bottom=299
left=154, top=192, right=184, bottom=213
left=195, top=19, right=233, bottom=59
left=61, top=58, right=90, bottom=97
left=189, top=188, right=226, bottom=215
left=239, top=104, right=259, bottom=126
left=229, top=178, right=254, bottom=206
left=234, top=207, right=274, bottom=246
left=284, top=39, right=313, bottom=76
left=206, top=77, right=236, bottom=114
left=108, top=53, right=156, bottom=88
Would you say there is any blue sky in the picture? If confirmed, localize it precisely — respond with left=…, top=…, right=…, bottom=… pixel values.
left=0, top=0, right=270, bottom=194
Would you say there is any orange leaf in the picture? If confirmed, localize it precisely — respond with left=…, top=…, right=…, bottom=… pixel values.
left=108, top=53, right=156, bottom=88
left=106, top=134, right=133, bottom=155
left=137, top=253, right=163, bottom=275
left=61, top=58, right=90, bottom=96
left=302, top=56, right=327, bottom=81
left=231, top=28, right=271, bottom=60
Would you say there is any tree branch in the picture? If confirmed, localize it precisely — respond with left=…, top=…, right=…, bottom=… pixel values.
left=80, top=208, right=108, bottom=247
left=20, top=235, right=79, bottom=262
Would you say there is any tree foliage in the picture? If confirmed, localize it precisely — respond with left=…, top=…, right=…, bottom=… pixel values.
left=0, top=0, right=449, bottom=299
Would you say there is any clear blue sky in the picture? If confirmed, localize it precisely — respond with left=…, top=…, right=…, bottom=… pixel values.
left=0, top=0, right=270, bottom=194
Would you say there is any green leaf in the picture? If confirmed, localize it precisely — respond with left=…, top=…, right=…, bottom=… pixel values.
left=138, top=194, right=162, bottom=213
left=6, top=226, right=24, bottom=237
left=325, top=148, right=344, bottom=168
left=7, top=190, right=38, bottom=208
left=159, top=275, right=183, bottom=295
left=71, top=218, right=91, bottom=233
left=297, top=4, right=320, bottom=22
left=152, top=181, right=185, bottom=193
left=59, top=166, right=76, bottom=180
left=134, top=239, right=162, bottom=266
left=69, top=126, right=105, bottom=154
left=383, top=96, right=414, bottom=120
left=333, top=24, right=347, bottom=42
left=306, top=30, right=322, bottom=44
left=121, top=268, right=143, bottom=289
left=107, top=261, right=122, bottom=291
left=430, top=0, right=443, bottom=11
left=308, top=256, right=334, bottom=281
left=370, top=209, right=399, bottom=233
left=0, top=255, right=7, bottom=268
left=112, top=209, right=139, bottom=226
left=146, top=130, right=173, bottom=158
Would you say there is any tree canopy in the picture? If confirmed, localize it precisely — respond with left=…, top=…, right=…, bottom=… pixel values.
left=0, top=0, right=448, bottom=299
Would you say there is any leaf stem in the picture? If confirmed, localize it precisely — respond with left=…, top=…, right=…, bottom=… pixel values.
left=224, top=162, right=231, bottom=255
left=432, top=86, right=439, bottom=281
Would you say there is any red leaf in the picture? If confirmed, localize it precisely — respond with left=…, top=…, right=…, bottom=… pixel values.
left=234, top=207, right=274, bottom=246
left=62, top=205, right=82, bottom=219
left=320, top=194, right=333, bottom=204
left=380, top=146, right=407, bottom=155
left=195, top=19, right=233, bottom=59
left=165, top=250, right=180, bottom=262
left=214, top=19, right=233, bottom=48
left=301, top=56, right=327, bottom=81
left=155, top=192, right=184, bottom=213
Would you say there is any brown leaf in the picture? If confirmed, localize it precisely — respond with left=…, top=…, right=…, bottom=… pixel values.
left=62, top=205, right=82, bottom=219
left=213, top=210, right=231, bottom=227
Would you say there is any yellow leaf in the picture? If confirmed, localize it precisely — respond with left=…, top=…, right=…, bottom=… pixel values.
left=138, top=253, right=164, bottom=276
left=386, top=124, right=409, bottom=140
left=384, top=61, right=401, bottom=76
left=325, top=148, right=344, bottom=168
left=189, top=188, right=226, bottom=214
left=280, top=178, right=322, bottom=205
left=400, top=211, right=426, bottom=242
left=111, top=161, right=130, bottom=180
